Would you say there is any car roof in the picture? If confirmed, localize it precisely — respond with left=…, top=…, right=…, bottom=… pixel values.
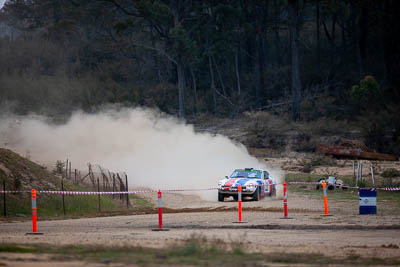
left=235, top=168, right=263, bottom=172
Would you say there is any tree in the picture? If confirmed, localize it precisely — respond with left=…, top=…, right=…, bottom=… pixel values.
left=104, top=0, right=196, bottom=120
left=289, top=0, right=301, bottom=121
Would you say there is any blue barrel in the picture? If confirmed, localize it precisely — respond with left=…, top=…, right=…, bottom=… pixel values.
left=359, top=189, right=377, bottom=214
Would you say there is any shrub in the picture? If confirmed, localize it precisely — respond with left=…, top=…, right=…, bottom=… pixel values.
left=357, top=179, right=367, bottom=188
left=54, top=160, right=65, bottom=175
left=350, top=75, right=380, bottom=102
left=381, top=168, right=400, bottom=178
left=302, top=162, right=313, bottom=173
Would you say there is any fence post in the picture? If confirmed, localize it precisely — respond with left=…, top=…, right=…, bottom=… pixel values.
left=97, top=178, right=101, bottom=212
left=61, top=178, right=66, bottom=216
left=2, top=180, right=6, bottom=217
left=371, top=166, right=375, bottom=186
left=112, top=175, right=115, bottom=199
left=65, top=159, right=68, bottom=179
left=125, top=173, right=129, bottom=208
left=356, top=162, right=359, bottom=186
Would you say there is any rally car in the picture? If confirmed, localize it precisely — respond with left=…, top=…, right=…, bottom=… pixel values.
left=217, top=168, right=275, bottom=202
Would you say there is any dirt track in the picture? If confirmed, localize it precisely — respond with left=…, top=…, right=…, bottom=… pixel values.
left=1, top=191, right=400, bottom=266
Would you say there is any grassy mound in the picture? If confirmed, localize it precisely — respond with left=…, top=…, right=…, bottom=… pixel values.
left=0, top=148, right=153, bottom=219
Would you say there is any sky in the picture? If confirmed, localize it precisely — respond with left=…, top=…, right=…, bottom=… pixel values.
left=0, top=0, right=5, bottom=9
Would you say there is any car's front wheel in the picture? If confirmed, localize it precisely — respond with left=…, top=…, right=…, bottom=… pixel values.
left=269, top=185, right=276, bottom=197
left=253, top=187, right=260, bottom=201
left=218, top=192, right=224, bottom=202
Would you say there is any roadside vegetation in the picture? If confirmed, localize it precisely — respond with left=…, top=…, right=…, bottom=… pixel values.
left=0, top=148, right=154, bottom=220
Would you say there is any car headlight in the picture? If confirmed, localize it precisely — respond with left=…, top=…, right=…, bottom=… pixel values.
left=247, top=183, right=255, bottom=188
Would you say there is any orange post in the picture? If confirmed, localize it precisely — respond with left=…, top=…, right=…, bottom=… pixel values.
left=31, top=189, right=37, bottom=233
left=238, top=184, right=242, bottom=222
left=322, top=181, right=328, bottom=215
left=283, top=181, right=288, bottom=218
left=152, top=190, right=169, bottom=231
left=158, top=190, right=162, bottom=229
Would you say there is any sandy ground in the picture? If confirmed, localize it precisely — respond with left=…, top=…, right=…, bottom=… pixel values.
left=1, top=190, right=400, bottom=266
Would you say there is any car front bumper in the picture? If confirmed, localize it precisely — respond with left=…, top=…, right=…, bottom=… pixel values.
left=218, top=186, right=257, bottom=195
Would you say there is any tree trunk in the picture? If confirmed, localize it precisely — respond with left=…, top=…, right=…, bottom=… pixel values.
left=241, top=0, right=253, bottom=69
left=212, top=55, right=226, bottom=96
left=274, top=0, right=281, bottom=67
left=150, top=25, right=161, bottom=82
left=190, top=66, right=198, bottom=115
left=235, top=47, right=241, bottom=95
left=350, top=2, right=362, bottom=80
left=316, top=0, right=320, bottom=74
left=209, top=55, right=217, bottom=114
left=172, top=1, right=186, bottom=119
left=255, top=26, right=264, bottom=108
left=358, top=3, right=368, bottom=78
left=177, top=56, right=186, bottom=119
left=289, top=0, right=301, bottom=121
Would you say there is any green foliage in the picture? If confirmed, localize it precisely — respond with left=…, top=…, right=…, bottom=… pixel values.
left=381, top=168, right=400, bottom=187
left=302, top=162, right=313, bottom=173
left=169, top=25, right=197, bottom=62
left=358, top=110, right=400, bottom=155
left=0, top=245, right=38, bottom=253
left=54, top=160, right=65, bottom=175
left=350, top=75, right=380, bottom=103
left=381, top=168, right=400, bottom=179
left=357, top=179, right=367, bottom=188
left=1, top=0, right=400, bottom=132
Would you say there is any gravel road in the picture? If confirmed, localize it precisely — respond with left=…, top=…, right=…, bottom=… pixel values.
left=1, top=191, right=400, bottom=266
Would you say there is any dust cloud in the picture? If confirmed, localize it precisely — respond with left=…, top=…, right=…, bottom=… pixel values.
left=0, top=108, right=283, bottom=200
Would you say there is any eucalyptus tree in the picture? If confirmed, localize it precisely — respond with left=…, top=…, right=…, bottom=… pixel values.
left=103, top=0, right=198, bottom=120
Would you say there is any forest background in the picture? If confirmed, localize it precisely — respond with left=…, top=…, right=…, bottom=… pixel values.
left=0, top=0, right=400, bottom=155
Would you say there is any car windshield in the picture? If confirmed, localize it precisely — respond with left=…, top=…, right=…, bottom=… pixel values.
left=230, top=170, right=262, bottom=179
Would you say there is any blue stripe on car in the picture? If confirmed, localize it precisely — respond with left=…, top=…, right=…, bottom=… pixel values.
left=235, top=179, right=248, bottom=186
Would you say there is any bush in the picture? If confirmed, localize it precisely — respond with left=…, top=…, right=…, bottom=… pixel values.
left=350, top=75, right=380, bottom=103
left=54, top=160, right=65, bottom=175
left=381, top=168, right=400, bottom=187
left=357, top=179, right=367, bottom=188
left=381, top=168, right=400, bottom=178
left=302, top=162, right=313, bottom=173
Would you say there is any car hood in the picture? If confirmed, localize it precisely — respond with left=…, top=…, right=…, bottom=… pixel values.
left=221, top=178, right=259, bottom=187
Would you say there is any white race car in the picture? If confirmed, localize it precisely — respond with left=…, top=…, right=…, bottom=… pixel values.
left=218, top=168, right=275, bottom=201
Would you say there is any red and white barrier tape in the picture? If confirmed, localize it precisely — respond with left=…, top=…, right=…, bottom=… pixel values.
left=378, top=187, right=400, bottom=191
left=0, top=184, right=398, bottom=195
left=0, top=190, right=30, bottom=194
left=0, top=187, right=218, bottom=195
left=288, top=181, right=319, bottom=185
left=287, top=181, right=400, bottom=191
